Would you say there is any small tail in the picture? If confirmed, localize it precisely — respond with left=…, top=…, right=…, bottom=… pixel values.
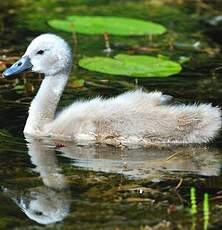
left=179, top=104, right=221, bottom=143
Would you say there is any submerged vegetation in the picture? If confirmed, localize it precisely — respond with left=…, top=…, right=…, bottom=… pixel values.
left=0, top=0, right=222, bottom=229
left=190, top=187, right=210, bottom=230
left=190, top=187, right=197, bottom=215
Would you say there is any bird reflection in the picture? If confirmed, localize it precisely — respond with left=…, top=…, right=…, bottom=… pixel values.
left=57, top=142, right=221, bottom=179
left=22, top=138, right=70, bottom=224
left=2, top=137, right=222, bottom=225
left=2, top=137, right=71, bottom=225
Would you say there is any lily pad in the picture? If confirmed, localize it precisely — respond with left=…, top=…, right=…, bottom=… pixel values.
left=48, top=16, right=166, bottom=36
left=79, top=54, right=182, bottom=77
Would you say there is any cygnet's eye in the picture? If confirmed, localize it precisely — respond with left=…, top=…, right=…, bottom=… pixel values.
left=36, top=50, right=45, bottom=55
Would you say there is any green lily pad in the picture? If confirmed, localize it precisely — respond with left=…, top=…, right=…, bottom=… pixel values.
left=48, top=16, right=166, bottom=36
left=79, top=54, right=182, bottom=77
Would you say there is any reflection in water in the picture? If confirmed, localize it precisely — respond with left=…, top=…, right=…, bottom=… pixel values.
left=58, top=142, right=221, bottom=179
left=1, top=137, right=222, bottom=225
left=4, top=186, right=70, bottom=225
left=2, top=137, right=71, bottom=225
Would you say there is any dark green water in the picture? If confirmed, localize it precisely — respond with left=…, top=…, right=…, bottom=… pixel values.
left=0, top=0, right=222, bottom=229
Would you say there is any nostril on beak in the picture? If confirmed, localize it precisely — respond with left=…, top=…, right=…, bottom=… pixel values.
left=3, top=56, right=32, bottom=78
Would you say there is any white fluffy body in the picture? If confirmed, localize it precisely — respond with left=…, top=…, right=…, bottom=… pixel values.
left=20, top=34, right=221, bottom=147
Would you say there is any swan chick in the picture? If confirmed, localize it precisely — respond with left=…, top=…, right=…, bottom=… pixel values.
left=2, top=34, right=222, bottom=147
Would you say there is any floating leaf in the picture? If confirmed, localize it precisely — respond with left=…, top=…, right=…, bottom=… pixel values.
left=48, top=16, right=166, bottom=36
left=79, top=54, right=182, bottom=77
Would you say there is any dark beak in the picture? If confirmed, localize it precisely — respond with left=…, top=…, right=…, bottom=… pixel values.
left=2, top=56, right=33, bottom=78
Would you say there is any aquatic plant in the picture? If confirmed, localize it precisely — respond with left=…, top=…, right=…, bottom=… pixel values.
left=48, top=15, right=166, bottom=36
left=203, top=193, right=209, bottom=230
left=190, top=187, right=210, bottom=230
left=79, top=54, right=182, bottom=77
left=190, top=187, right=197, bottom=215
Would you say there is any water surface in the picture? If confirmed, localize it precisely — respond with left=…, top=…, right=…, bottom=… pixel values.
left=0, top=1, right=222, bottom=229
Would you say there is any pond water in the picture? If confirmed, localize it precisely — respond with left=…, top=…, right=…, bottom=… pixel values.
left=0, top=0, right=222, bottom=229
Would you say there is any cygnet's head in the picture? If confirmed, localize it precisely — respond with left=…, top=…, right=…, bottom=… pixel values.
left=12, top=188, right=70, bottom=225
left=3, top=34, right=72, bottom=77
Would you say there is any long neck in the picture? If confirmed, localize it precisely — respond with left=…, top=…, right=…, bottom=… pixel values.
left=26, top=138, right=67, bottom=189
left=24, top=72, right=68, bottom=135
